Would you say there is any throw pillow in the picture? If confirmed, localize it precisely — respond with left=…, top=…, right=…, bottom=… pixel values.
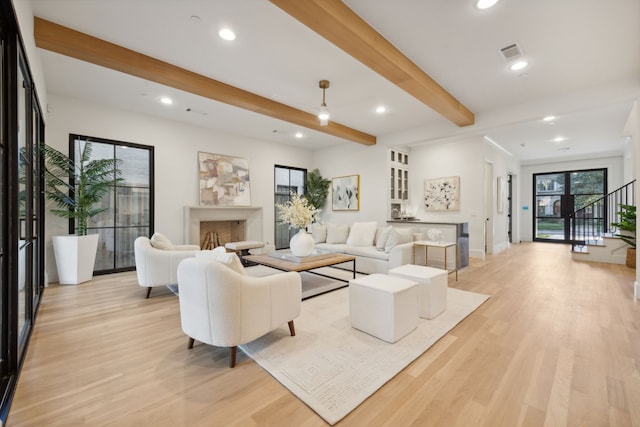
left=311, top=223, right=327, bottom=243
left=384, top=228, right=412, bottom=253
left=346, top=221, right=378, bottom=246
left=375, top=226, right=393, bottom=250
left=196, top=247, right=247, bottom=275
left=150, top=232, right=174, bottom=250
left=325, top=223, right=350, bottom=244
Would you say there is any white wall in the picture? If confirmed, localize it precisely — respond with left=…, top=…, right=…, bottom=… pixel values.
left=407, top=136, right=519, bottom=259
left=44, top=94, right=313, bottom=282
left=519, top=155, right=625, bottom=242
left=311, top=142, right=391, bottom=225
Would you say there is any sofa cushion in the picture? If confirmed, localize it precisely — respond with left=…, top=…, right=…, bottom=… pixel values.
left=311, top=223, right=327, bottom=243
left=315, top=243, right=348, bottom=253
left=326, top=223, right=350, bottom=244
left=345, top=246, right=390, bottom=261
left=346, top=222, right=378, bottom=246
left=375, top=226, right=393, bottom=250
left=384, top=228, right=413, bottom=253
left=196, top=247, right=247, bottom=275
left=150, top=232, right=174, bottom=250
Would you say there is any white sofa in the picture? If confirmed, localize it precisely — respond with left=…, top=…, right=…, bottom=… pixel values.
left=311, top=222, right=414, bottom=274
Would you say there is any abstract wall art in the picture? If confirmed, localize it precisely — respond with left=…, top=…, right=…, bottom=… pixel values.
left=198, top=152, right=251, bottom=206
left=332, top=174, right=360, bottom=211
left=424, top=176, right=460, bottom=211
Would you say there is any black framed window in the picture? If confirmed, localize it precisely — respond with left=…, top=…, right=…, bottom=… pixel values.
left=274, top=165, right=306, bottom=249
left=69, top=135, right=154, bottom=274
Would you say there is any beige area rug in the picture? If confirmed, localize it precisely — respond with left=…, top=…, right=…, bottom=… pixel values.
left=240, top=275, right=490, bottom=425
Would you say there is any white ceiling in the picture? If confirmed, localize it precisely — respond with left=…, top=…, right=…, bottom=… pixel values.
left=29, top=0, right=640, bottom=162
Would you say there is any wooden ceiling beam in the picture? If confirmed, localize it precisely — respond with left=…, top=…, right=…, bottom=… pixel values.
left=269, top=0, right=475, bottom=127
left=33, top=17, right=376, bottom=146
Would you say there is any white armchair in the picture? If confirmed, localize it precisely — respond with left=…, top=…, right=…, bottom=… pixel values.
left=134, top=236, right=200, bottom=298
left=177, top=257, right=302, bottom=367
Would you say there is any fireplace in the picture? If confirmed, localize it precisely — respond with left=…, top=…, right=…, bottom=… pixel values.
left=183, top=206, right=263, bottom=248
left=200, top=220, right=245, bottom=249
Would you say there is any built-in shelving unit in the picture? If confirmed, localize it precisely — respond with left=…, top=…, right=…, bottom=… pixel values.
left=388, top=147, right=409, bottom=219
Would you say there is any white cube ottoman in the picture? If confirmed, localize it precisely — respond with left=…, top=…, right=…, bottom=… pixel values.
left=388, top=264, right=448, bottom=319
left=349, top=273, right=418, bottom=343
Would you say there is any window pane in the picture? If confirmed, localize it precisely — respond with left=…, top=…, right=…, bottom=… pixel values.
left=94, top=228, right=114, bottom=271
left=536, top=173, right=564, bottom=194
left=116, top=187, right=149, bottom=226
left=116, top=227, right=146, bottom=269
left=117, top=146, right=149, bottom=186
left=17, top=61, right=27, bottom=342
left=570, top=170, right=604, bottom=195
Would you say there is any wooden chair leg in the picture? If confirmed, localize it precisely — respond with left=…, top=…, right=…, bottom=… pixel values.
left=145, top=287, right=152, bottom=299
left=229, top=346, right=237, bottom=368
left=288, top=320, right=296, bottom=336
left=187, top=337, right=195, bottom=349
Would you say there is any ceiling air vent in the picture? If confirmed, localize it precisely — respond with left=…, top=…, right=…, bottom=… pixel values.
left=500, top=43, right=523, bottom=60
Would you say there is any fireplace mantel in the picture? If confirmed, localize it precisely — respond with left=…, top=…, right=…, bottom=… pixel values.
left=183, top=206, right=263, bottom=246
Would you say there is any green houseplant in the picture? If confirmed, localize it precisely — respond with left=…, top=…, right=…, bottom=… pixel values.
left=304, top=168, right=331, bottom=211
left=42, top=141, right=122, bottom=283
left=611, top=204, right=636, bottom=268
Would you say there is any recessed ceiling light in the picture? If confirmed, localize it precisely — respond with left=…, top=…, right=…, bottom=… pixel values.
left=553, top=136, right=565, bottom=142
left=190, top=15, right=201, bottom=24
left=375, top=105, right=387, bottom=114
left=160, top=96, right=173, bottom=105
left=219, top=28, right=236, bottom=41
left=509, top=60, right=528, bottom=71
left=475, top=0, right=499, bottom=10
left=295, top=132, right=303, bottom=139
left=543, top=115, right=556, bottom=122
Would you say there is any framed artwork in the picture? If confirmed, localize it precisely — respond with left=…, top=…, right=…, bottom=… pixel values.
left=424, top=176, right=460, bottom=211
left=332, top=174, right=360, bottom=211
left=198, top=152, right=251, bottom=206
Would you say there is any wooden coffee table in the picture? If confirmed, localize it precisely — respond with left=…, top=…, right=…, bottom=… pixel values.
left=243, top=253, right=356, bottom=283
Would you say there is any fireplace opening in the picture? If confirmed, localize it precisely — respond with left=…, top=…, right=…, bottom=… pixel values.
left=200, top=220, right=245, bottom=249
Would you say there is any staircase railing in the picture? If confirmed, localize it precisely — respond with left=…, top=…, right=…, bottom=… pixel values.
left=570, top=180, right=635, bottom=251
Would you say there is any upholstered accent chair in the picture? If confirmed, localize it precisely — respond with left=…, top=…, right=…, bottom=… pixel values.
left=133, top=234, right=200, bottom=298
left=177, top=257, right=302, bottom=367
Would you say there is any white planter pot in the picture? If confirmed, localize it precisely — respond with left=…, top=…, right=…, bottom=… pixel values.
left=52, top=234, right=100, bottom=285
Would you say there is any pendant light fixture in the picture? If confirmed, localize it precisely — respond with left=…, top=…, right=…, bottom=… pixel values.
left=318, top=80, right=330, bottom=126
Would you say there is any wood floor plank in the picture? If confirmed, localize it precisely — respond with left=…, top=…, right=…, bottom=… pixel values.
left=8, top=242, right=640, bottom=426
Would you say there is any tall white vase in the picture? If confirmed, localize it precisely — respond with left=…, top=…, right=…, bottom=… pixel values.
left=290, top=229, right=314, bottom=257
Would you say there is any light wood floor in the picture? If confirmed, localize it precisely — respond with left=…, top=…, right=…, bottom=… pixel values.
left=8, top=242, right=640, bottom=426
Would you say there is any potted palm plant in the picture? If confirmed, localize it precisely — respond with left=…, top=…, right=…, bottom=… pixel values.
left=42, top=141, right=122, bottom=284
left=304, top=168, right=331, bottom=211
left=611, top=204, right=636, bottom=268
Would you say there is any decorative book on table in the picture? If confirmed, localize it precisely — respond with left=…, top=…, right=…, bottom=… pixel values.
left=268, top=249, right=335, bottom=263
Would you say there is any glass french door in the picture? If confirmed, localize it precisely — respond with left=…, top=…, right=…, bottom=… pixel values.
left=274, top=166, right=306, bottom=249
left=534, top=169, right=606, bottom=242
left=70, top=135, right=154, bottom=274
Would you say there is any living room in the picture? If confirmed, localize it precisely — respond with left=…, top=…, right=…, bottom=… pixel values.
left=2, top=0, right=640, bottom=425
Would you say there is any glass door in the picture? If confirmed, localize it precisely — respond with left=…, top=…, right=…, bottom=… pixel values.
left=70, top=135, right=154, bottom=274
left=274, top=166, right=306, bottom=249
left=534, top=169, right=606, bottom=242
